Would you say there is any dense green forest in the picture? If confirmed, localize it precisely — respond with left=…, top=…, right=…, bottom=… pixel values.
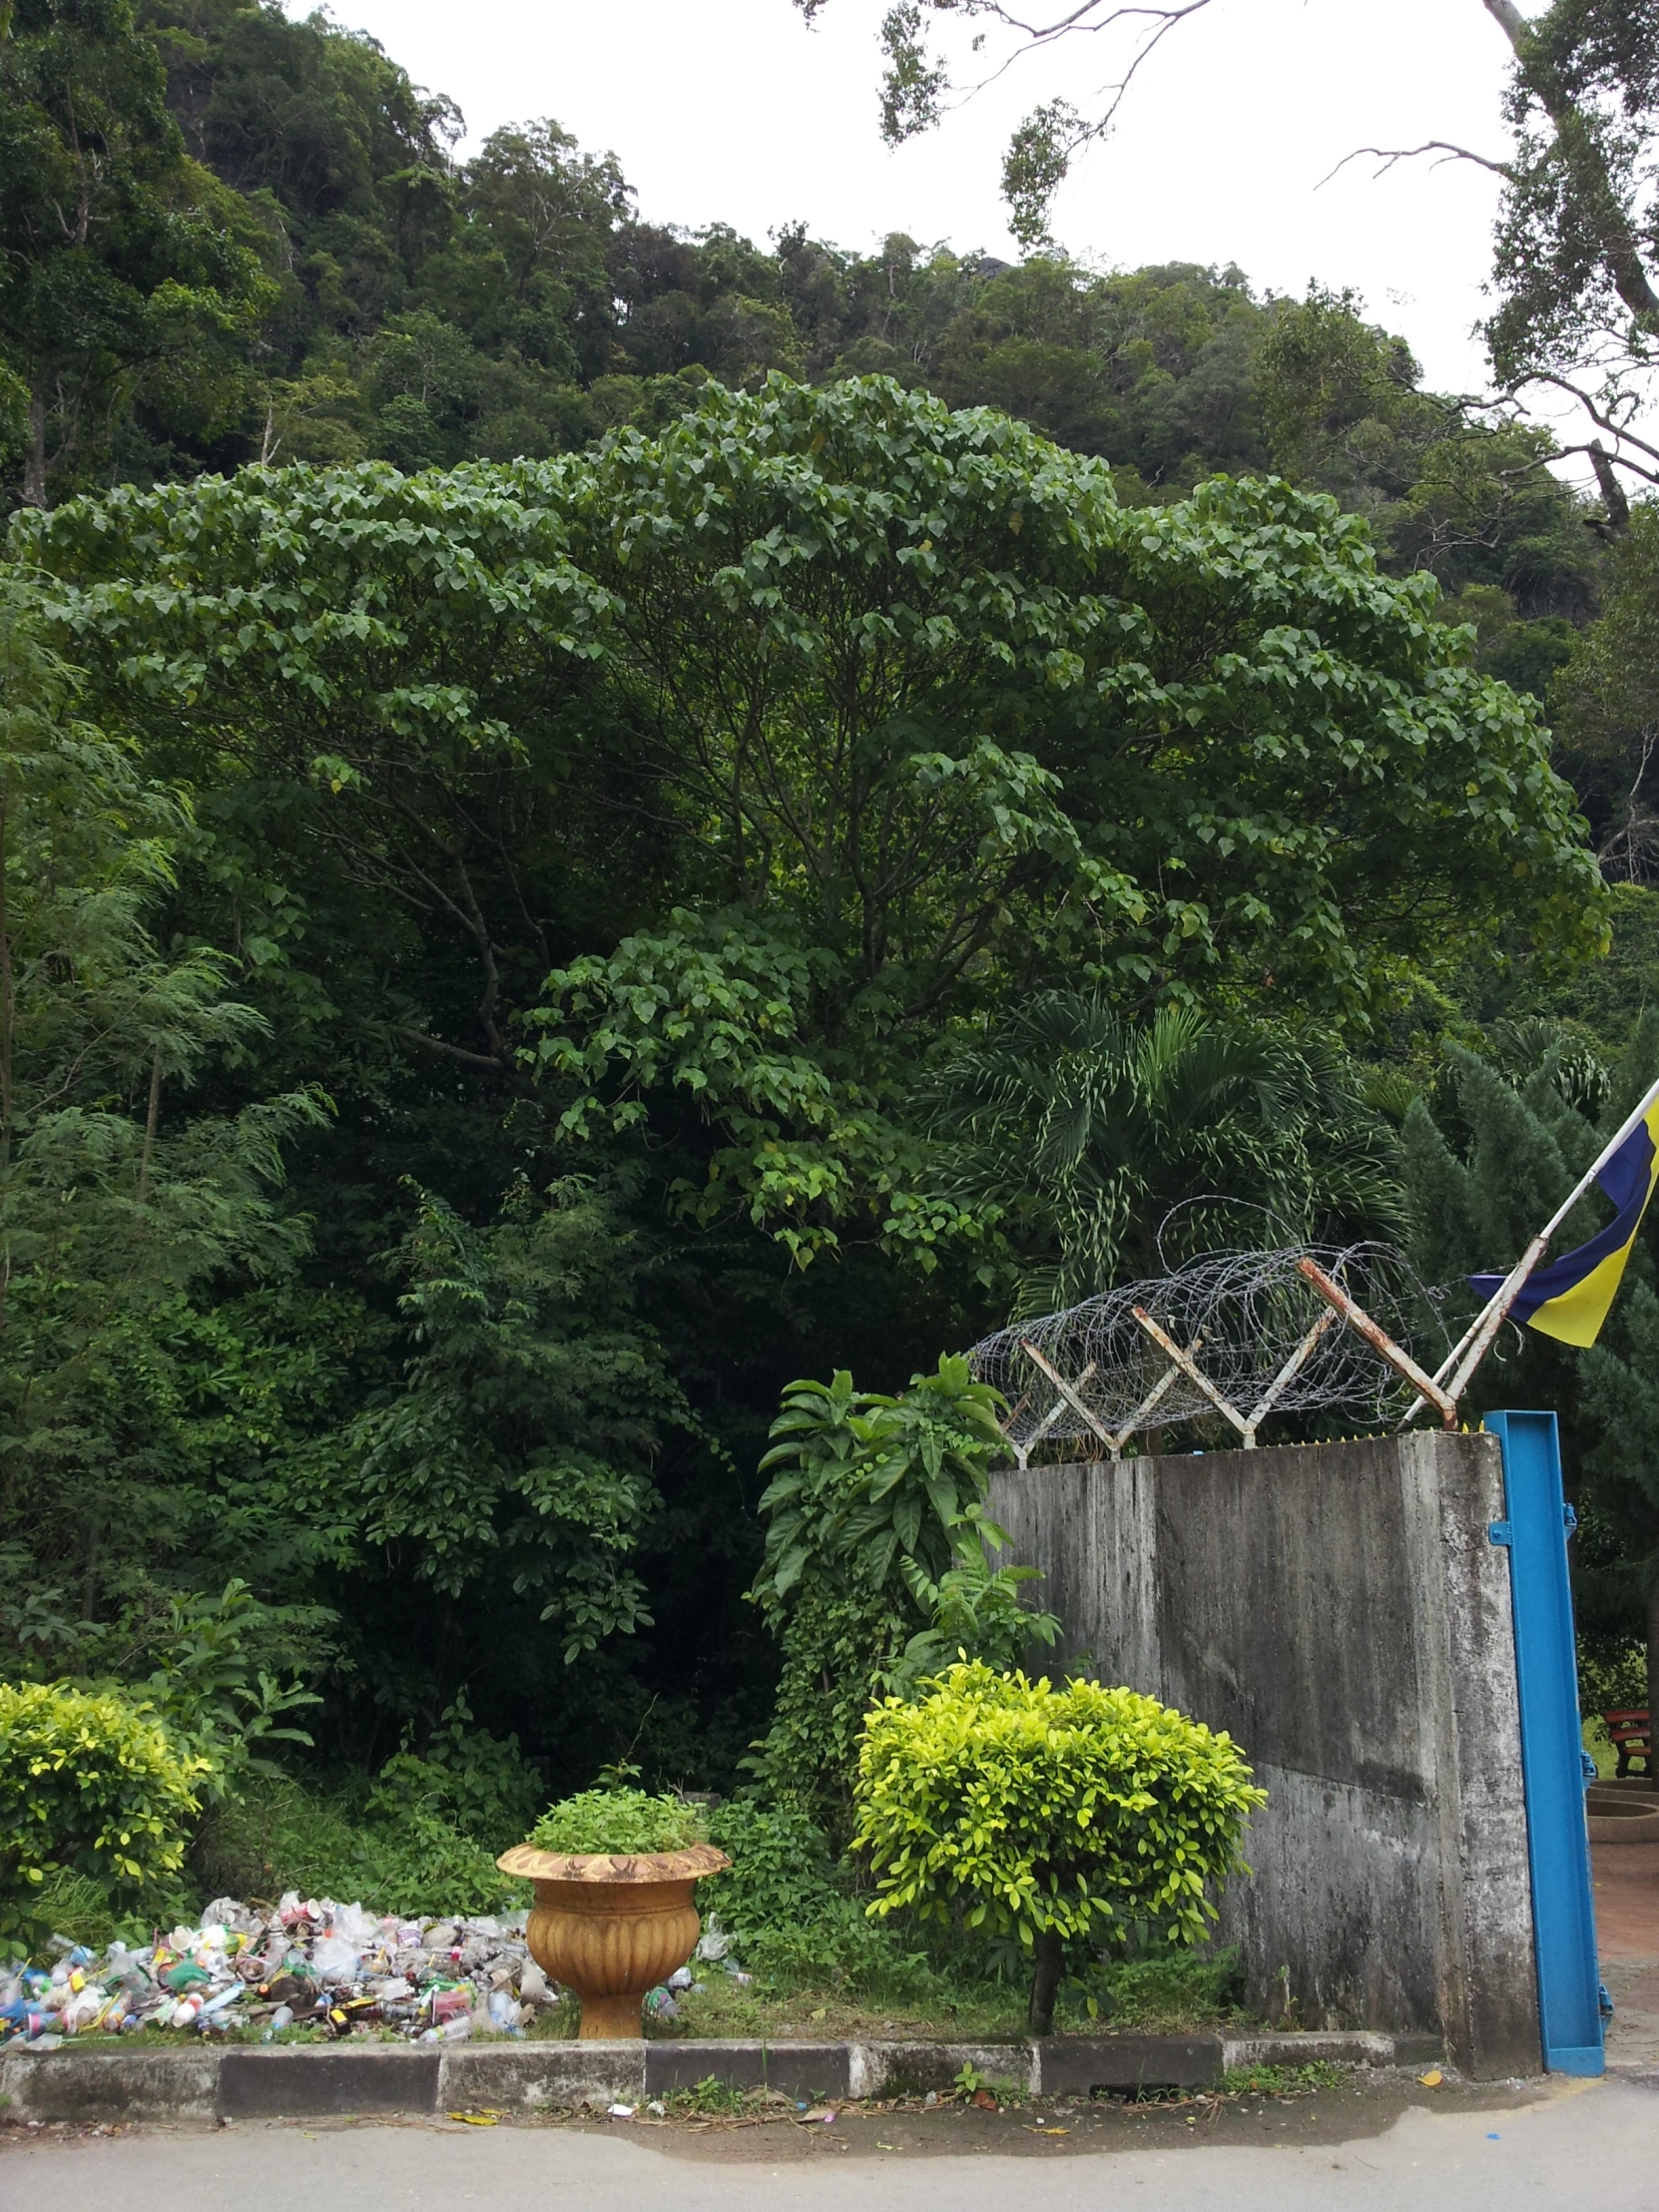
left=2, top=0, right=1658, bottom=1922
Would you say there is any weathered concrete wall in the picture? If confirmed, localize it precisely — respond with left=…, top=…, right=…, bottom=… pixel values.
left=990, top=1431, right=1540, bottom=2078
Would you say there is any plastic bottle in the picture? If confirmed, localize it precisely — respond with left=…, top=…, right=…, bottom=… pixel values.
left=261, top=2003, right=294, bottom=2043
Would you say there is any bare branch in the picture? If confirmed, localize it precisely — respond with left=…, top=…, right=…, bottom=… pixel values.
left=1317, top=141, right=1517, bottom=190
left=1505, top=368, right=1659, bottom=475
left=967, top=0, right=1216, bottom=121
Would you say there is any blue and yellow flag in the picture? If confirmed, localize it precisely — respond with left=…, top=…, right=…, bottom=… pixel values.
left=1469, top=1100, right=1659, bottom=1348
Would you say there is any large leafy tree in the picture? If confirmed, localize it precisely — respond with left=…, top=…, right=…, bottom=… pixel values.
left=532, top=379, right=1597, bottom=1253
left=0, top=0, right=269, bottom=506
left=0, top=594, right=696, bottom=1762
left=14, top=378, right=1602, bottom=1269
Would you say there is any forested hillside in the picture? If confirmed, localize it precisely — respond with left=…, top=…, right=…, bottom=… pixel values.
left=2, top=0, right=1657, bottom=1898
left=2, top=8, right=1603, bottom=670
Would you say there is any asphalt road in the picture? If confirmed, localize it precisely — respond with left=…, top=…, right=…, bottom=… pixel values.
left=0, top=2077, right=1652, bottom=2212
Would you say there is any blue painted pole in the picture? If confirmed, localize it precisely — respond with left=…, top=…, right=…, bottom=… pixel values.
left=1485, top=1410, right=1604, bottom=2075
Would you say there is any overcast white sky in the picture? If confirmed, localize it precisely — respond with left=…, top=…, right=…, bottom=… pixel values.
left=303, top=0, right=1524, bottom=399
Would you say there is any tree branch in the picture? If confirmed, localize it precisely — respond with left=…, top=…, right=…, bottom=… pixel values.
left=394, top=1026, right=509, bottom=1072
left=1317, top=141, right=1517, bottom=190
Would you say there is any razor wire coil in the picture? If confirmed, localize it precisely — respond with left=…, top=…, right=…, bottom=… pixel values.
left=968, top=1243, right=1457, bottom=1459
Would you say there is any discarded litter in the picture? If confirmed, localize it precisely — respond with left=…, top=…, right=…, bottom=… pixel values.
left=0, top=1895, right=574, bottom=2053
left=607, top=2103, right=636, bottom=2119
left=1416, top=2069, right=1443, bottom=2088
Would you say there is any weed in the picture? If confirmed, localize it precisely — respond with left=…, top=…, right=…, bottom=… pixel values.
left=1220, top=2059, right=1350, bottom=2095
left=666, top=2076, right=750, bottom=2116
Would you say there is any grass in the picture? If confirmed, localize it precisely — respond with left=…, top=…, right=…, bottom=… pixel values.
left=507, top=1940, right=1255, bottom=2044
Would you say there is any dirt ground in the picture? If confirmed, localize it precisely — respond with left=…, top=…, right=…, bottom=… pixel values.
left=1594, top=1831, right=1659, bottom=2072
left=0, top=2067, right=1551, bottom=2162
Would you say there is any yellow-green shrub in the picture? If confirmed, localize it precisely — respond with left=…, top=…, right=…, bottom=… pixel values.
left=0, top=1681, right=208, bottom=1933
left=851, top=1660, right=1266, bottom=2029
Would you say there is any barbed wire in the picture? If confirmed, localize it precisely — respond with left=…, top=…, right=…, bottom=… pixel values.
left=968, top=1243, right=1459, bottom=1462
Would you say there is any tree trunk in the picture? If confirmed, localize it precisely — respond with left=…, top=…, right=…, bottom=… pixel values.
left=1588, top=442, right=1632, bottom=531
left=1028, top=1928, right=1065, bottom=2037
left=1647, top=1572, right=1659, bottom=1795
left=21, top=390, right=46, bottom=509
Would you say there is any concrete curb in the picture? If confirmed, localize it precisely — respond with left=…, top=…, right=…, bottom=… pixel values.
left=0, top=2029, right=1447, bottom=2123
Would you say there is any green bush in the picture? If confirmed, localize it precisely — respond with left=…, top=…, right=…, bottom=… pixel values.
left=851, top=1660, right=1266, bottom=2033
left=529, top=1787, right=707, bottom=1855
left=0, top=1680, right=208, bottom=1940
left=702, top=1797, right=888, bottom=1984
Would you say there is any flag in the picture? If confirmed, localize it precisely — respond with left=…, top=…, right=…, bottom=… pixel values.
left=1468, top=1099, right=1659, bottom=1348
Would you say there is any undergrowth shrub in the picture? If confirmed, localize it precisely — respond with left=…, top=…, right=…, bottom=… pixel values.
left=365, top=1696, right=542, bottom=1840
left=852, top=1660, right=1266, bottom=2033
left=750, top=1361, right=1057, bottom=1830
left=191, top=1771, right=525, bottom=1916
left=702, top=1797, right=888, bottom=1984
left=0, top=1680, right=207, bottom=1942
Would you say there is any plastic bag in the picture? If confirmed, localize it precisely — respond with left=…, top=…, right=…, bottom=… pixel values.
left=309, top=1935, right=361, bottom=1984
left=329, top=1902, right=377, bottom=1947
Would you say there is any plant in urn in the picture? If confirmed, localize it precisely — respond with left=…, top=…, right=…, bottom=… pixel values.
left=498, top=1789, right=729, bottom=2039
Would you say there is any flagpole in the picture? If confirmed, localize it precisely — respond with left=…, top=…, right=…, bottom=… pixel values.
left=1400, top=1068, right=1659, bottom=1424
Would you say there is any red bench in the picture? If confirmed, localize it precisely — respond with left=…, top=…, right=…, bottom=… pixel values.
left=1604, top=1709, right=1652, bottom=1779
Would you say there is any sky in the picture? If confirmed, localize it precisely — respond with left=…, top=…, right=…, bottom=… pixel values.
left=301, top=0, right=1528, bottom=404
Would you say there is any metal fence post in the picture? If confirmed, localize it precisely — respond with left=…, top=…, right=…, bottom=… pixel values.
left=1485, top=1409, right=1605, bottom=2075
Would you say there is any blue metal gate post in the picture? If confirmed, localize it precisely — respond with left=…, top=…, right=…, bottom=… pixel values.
left=1485, top=1409, right=1604, bottom=2075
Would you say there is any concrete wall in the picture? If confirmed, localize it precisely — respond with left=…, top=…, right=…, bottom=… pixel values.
left=989, top=1431, right=1540, bottom=2077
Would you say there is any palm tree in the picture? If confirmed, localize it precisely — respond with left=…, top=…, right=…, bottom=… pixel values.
left=922, top=994, right=1401, bottom=1315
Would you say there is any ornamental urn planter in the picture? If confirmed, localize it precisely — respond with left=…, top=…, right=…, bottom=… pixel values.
left=496, top=1842, right=731, bottom=2039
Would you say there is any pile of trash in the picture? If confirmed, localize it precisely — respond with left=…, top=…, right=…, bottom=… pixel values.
left=0, top=1892, right=740, bottom=2052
